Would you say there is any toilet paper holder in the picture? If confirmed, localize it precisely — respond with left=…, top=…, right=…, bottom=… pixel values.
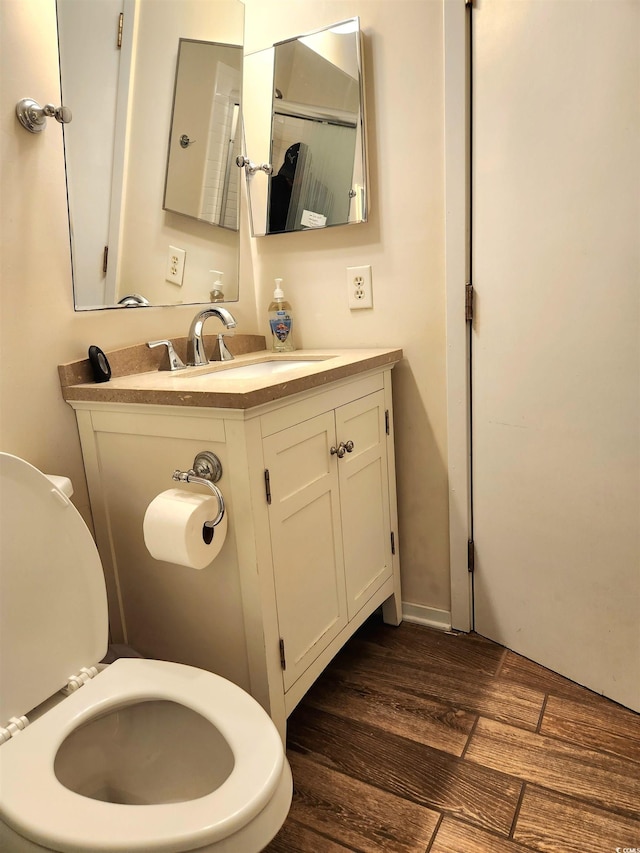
left=172, top=451, right=225, bottom=528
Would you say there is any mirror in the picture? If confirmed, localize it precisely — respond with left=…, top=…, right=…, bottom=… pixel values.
left=243, top=18, right=368, bottom=237
left=56, top=0, right=244, bottom=311
left=164, top=39, right=242, bottom=229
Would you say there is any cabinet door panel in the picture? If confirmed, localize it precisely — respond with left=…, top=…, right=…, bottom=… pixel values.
left=337, top=392, right=392, bottom=619
left=264, top=413, right=348, bottom=691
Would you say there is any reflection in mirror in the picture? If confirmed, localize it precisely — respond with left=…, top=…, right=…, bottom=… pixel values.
left=244, top=18, right=368, bottom=237
left=164, top=39, right=242, bottom=230
left=56, top=0, right=244, bottom=310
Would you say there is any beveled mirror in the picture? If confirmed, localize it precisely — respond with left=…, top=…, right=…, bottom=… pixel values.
left=56, top=0, right=244, bottom=310
left=243, top=18, right=368, bottom=237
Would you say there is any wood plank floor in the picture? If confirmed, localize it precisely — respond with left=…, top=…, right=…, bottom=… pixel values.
left=265, top=617, right=640, bottom=853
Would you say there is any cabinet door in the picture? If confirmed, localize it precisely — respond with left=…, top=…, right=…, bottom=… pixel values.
left=263, top=412, right=348, bottom=691
left=336, top=391, right=392, bottom=619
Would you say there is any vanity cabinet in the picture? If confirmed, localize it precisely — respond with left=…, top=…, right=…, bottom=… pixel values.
left=264, top=390, right=392, bottom=691
left=68, top=363, right=401, bottom=739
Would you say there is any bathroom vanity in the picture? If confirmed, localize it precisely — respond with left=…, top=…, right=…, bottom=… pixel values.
left=60, top=342, right=402, bottom=738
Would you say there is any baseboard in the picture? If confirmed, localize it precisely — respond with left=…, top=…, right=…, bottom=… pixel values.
left=401, top=602, right=452, bottom=632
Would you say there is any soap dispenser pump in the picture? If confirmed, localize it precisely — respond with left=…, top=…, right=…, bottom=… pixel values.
left=268, top=278, right=295, bottom=352
left=209, top=270, right=225, bottom=303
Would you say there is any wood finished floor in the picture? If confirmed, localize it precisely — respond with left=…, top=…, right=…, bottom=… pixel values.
left=265, top=618, right=640, bottom=853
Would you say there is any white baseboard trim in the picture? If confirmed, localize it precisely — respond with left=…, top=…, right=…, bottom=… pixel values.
left=402, top=602, right=452, bottom=632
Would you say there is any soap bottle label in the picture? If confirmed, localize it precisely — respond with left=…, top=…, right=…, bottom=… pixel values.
left=270, top=311, right=292, bottom=343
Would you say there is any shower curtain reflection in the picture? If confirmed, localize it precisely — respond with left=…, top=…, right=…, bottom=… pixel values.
left=268, top=119, right=356, bottom=233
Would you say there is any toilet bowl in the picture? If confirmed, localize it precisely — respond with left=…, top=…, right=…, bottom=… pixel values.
left=0, top=453, right=292, bottom=852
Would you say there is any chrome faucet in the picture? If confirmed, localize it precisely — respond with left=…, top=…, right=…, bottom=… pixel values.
left=186, top=306, right=238, bottom=366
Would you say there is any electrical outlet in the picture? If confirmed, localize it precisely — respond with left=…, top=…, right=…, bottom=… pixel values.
left=347, top=265, right=373, bottom=309
left=166, top=246, right=186, bottom=286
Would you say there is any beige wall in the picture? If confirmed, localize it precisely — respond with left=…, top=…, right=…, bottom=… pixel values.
left=0, top=0, right=451, bottom=614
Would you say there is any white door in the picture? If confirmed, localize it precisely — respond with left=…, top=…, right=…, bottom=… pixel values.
left=472, top=0, right=639, bottom=710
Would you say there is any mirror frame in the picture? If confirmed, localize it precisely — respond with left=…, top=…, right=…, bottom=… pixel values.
left=243, top=17, right=369, bottom=238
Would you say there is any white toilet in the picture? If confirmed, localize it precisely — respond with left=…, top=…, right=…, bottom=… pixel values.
left=0, top=453, right=292, bottom=852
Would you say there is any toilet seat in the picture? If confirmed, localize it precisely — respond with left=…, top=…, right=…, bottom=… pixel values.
left=0, top=657, right=288, bottom=853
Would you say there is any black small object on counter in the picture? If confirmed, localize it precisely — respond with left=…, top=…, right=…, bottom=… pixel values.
left=88, top=346, right=111, bottom=383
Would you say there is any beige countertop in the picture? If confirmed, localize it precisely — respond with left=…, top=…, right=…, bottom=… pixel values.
left=59, top=338, right=402, bottom=410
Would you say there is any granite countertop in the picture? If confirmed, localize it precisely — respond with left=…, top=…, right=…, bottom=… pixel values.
left=59, top=335, right=403, bottom=410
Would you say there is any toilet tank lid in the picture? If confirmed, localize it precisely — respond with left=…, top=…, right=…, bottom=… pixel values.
left=0, top=453, right=108, bottom=724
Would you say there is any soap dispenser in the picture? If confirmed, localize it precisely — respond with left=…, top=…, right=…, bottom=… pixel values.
left=268, top=278, right=295, bottom=352
left=209, top=270, right=225, bottom=303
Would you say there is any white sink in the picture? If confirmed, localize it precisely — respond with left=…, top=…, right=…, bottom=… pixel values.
left=219, top=360, right=315, bottom=379
left=191, top=359, right=324, bottom=381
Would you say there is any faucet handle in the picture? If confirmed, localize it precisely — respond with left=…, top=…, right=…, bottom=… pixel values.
left=213, top=333, right=235, bottom=362
left=148, top=340, right=186, bottom=371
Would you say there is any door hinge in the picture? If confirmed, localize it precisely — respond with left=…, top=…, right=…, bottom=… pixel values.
left=279, top=638, right=286, bottom=670
left=467, top=539, right=475, bottom=573
left=391, top=531, right=396, bottom=555
left=385, top=409, right=390, bottom=435
left=103, top=246, right=109, bottom=274
left=465, top=283, right=474, bottom=322
left=117, top=12, right=124, bottom=48
left=264, top=469, right=271, bottom=504
left=465, top=0, right=474, bottom=8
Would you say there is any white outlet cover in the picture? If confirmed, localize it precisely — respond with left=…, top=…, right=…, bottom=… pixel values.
left=166, top=246, right=186, bottom=286
left=347, top=265, right=373, bottom=309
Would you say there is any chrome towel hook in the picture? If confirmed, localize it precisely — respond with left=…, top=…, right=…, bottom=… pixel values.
left=172, top=451, right=225, bottom=528
left=236, top=155, right=273, bottom=176
left=16, top=98, right=72, bottom=134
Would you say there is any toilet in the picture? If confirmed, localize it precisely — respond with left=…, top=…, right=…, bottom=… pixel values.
left=0, top=453, right=292, bottom=853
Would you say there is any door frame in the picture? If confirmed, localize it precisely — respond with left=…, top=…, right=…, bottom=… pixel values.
left=444, top=0, right=472, bottom=631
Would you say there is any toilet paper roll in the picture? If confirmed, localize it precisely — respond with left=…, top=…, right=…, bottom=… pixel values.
left=143, top=488, right=228, bottom=569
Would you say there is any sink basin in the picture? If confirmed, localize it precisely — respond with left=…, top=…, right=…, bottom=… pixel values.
left=216, top=360, right=315, bottom=379
left=191, top=359, right=324, bottom=381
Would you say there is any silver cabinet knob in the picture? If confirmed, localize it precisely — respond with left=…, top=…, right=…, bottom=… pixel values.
left=331, top=441, right=355, bottom=459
